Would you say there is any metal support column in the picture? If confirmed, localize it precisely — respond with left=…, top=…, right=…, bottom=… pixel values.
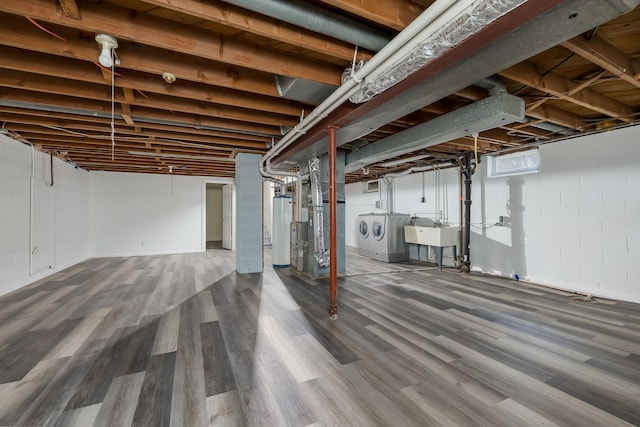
left=328, top=126, right=338, bottom=320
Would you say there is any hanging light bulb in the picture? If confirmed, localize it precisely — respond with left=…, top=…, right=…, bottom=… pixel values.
left=98, top=46, right=112, bottom=67
left=95, top=34, right=119, bottom=68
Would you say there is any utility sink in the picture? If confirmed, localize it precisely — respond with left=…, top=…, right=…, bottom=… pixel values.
left=404, top=225, right=459, bottom=247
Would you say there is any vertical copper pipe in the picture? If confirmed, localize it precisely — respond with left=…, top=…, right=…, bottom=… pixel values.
left=459, top=161, right=463, bottom=267
left=328, top=125, right=338, bottom=320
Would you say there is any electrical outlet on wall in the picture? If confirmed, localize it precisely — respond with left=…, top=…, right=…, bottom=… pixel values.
left=420, top=196, right=426, bottom=203
left=498, top=216, right=511, bottom=226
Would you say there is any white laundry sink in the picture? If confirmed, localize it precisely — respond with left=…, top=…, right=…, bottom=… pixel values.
left=404, top=225, right=459, bottom=247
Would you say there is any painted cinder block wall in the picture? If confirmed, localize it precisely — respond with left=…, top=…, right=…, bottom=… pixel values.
left=346, top=125, right=640, bottom=303
left=0, top=135, right=90, bottom=296
left=89, top=171, right=204, bottom=257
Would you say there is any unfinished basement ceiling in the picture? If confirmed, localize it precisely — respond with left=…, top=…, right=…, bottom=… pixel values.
left=0, top=0, right=639, bottom=181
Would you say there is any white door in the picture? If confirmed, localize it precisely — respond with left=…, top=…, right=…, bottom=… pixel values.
left=222, top=184, right=232, bottom=249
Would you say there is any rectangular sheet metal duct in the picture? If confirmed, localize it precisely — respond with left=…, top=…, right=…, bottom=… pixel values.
left=274, top=75, right=336, bottom=105
left=345, top=93, right=524, bottom=173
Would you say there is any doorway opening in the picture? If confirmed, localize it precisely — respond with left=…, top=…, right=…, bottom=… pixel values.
left=202, top=178, right=235, bottom=251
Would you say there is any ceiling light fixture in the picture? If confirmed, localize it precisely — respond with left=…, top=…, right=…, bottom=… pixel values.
left=96, top=33, right=120, bottom=161
left=162, top=72, right=177, bottom=84
left=95, top=34, right=120, bottom=68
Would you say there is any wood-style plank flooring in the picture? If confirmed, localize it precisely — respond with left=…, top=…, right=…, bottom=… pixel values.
left=1, top=247, right=639, bottom=426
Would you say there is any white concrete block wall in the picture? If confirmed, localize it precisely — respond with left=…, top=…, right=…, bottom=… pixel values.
left=55, top=159, right=90, bottom=268
left=0, top=135, right=89, bottom=297
left=346, top=125, right=640, bottom=303
left=471, top=126, right=640, bottom=302
left=90, top=171, right=204, bottom=257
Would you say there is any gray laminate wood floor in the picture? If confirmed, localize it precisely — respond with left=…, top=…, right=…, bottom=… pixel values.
left=1, top=248, right=639, bottom=426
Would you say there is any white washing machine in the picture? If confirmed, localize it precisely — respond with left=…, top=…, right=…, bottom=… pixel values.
left=357, top=214, right=371, bottom=257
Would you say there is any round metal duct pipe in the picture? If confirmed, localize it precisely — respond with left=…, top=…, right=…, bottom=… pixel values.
left=222, top=0, right=391, bottom=52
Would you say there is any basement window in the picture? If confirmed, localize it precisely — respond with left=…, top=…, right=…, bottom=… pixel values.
left=488, top=148, right=540, bottom=178
left=364, top=180, right=380, bottom=193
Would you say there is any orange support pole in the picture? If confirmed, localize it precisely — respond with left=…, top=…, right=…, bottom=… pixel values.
left=328, top=125, right=338, bottom=320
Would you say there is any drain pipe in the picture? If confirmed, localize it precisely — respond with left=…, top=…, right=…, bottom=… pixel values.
left=458, top=160, right=464, bottom=267
left=261, top=0, right=463, bottom=166
left=328, top=126, right=338, bottom=320
left=460, top=152, right=475, bottom=273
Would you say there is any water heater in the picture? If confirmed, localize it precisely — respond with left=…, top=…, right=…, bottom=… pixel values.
left=272, top=195, right=292, bottom=267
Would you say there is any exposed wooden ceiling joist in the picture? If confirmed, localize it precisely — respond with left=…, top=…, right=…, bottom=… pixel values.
left=0, top=0, right=344, bottom=85
left=0, top=47, right=310, bottom=116
left=57, top=0, right=80, bottom=19
left=522, top=101, right=585, bottom=130
left=136, top=0, right=372, bottom=62
left=500, top=61, right=635, bottom=121
left=0, top=109, right=272, bottom=143
left=4, top=123, right=268, bottom=151
left=0, top=16, right=283, bottom=97
left=562, top=33, right=640, bottom=90
left=318, top=0, right=423, bottom=30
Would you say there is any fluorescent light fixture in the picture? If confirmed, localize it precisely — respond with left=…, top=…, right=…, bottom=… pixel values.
left=378, top=154, right=431, bottom=168
left=127, top=151, right=235, bottom=161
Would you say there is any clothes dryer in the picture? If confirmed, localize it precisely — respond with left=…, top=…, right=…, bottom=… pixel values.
left=356, top=214, right=371, bottom=257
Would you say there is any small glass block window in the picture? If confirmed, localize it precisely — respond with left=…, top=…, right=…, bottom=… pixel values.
left=488, top=148, right=540, bottom=178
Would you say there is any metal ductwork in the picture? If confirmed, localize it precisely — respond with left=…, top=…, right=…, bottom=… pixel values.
left=308, top=158, right=329, bottom=267
left=0, top=99, right=278, bottom=139
left=221, top=0, right=391, bottom=52
left=276, top=0, right=640, bottom=167
left=345, top=92, right=524, bottom=172
left=528, top=119, right=579, bottom=135
left=476, top=76, right=508, bottom=95
left=274, top=75, right=337, bottom=105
